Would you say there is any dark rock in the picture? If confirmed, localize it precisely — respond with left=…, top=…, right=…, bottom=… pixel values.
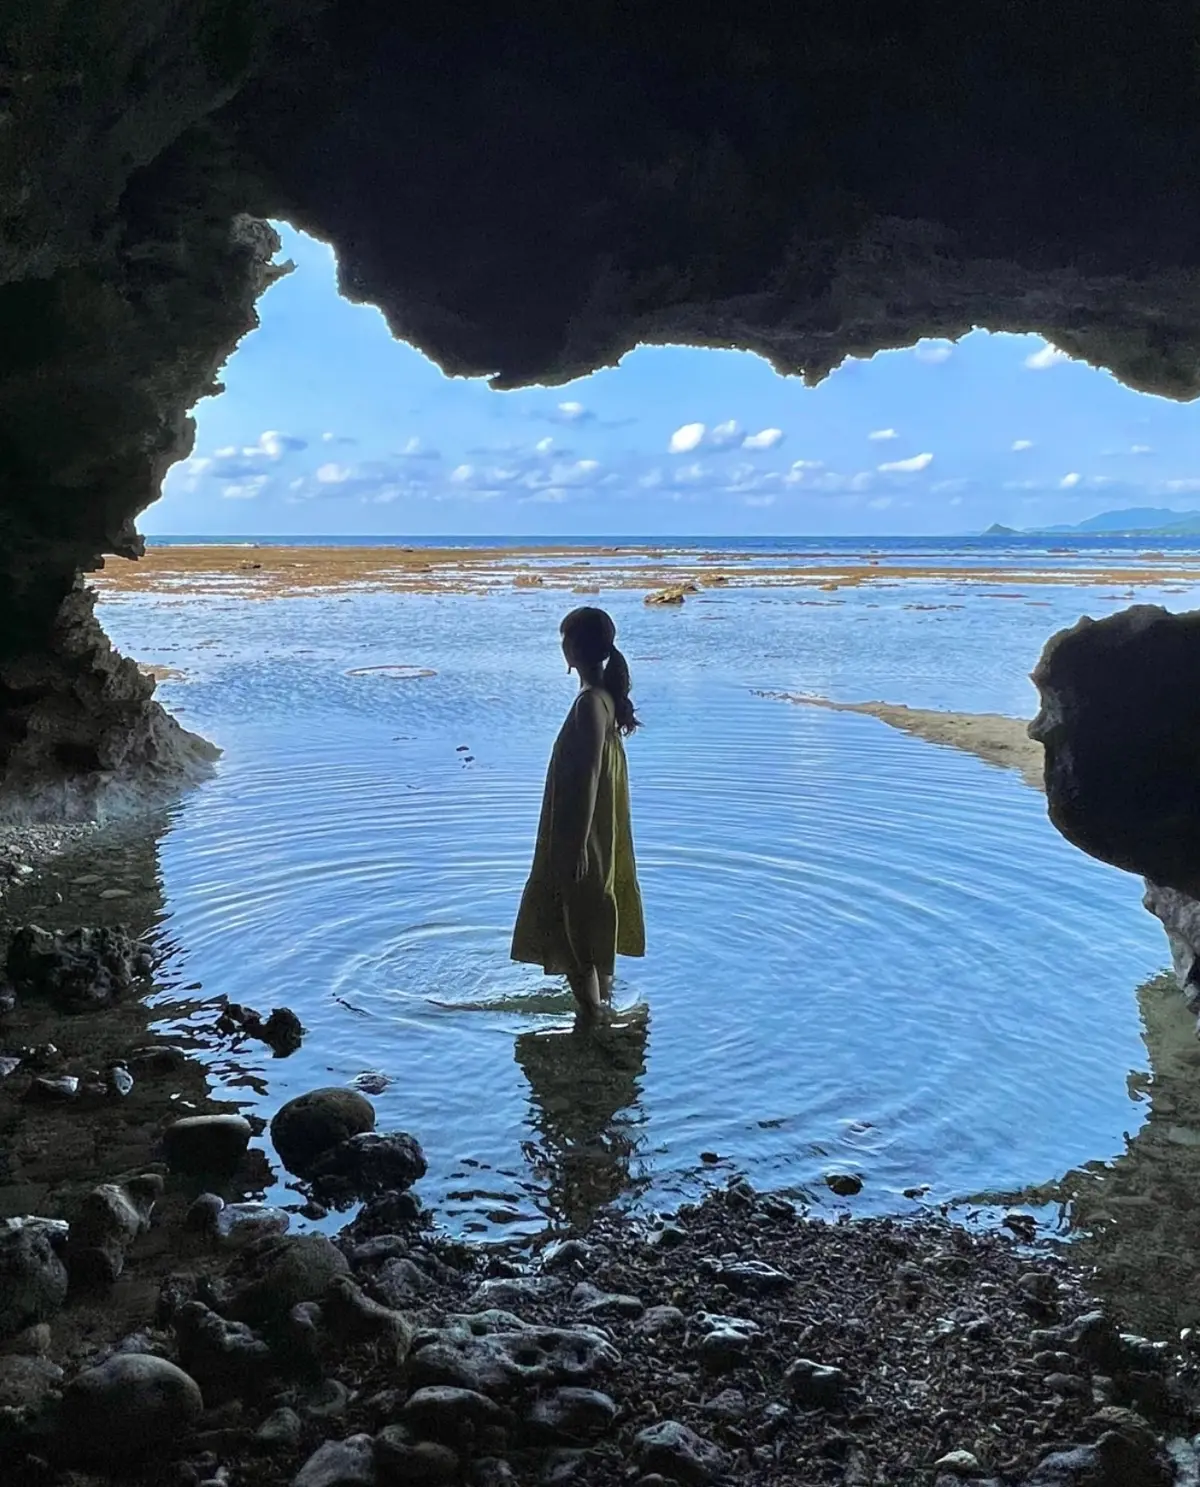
left=293, top=1434, right=378, bottom=1487
left=175, top=1301, right=273, bottom=1400
left=1031, top=606, right=1200, bottom=891
left=636, top=1305, right=685, bottom=1337
left=24, top=1074, right=78, bottom=1102
left=371, top=1257, right=431, bottom=1308
left=270, top=1088, right=376, bottom=1177
left=375, top=1427, right=460, bottom=1484
left=471, top=1462, right=518, bottom=1487
left=634, top=1420, right=728, bottom=1484
left=256, top=1406, right=303, bottom=1451
left=61, top=1354, right=203, bottom=1464
left=402, top=1385, right=510, bottom=1444
left=0, top=1219, right=69, bottom=1338
left=67, top=1177, right=159, bottom=1287
left=570, top=1282, right=643, bottom=1319
left=163, top=1114, right=253, bottom=1175
left=5, top=924, right=151, bottom=1010
left=647, top=1223, right=686, bottom=1250
left=303, top=1378, right=352, bottom=1421
left=542, top=1240, right=591, bottom=1272
left=526, top=1387, right=618, bottom=1442
left=698, top=1324, right=758, bottom=1375
left=310, top=1131, right=427, bottom=1200
left=0, top=1353, right=63, bottom=1410
left=410, top=1328, right=620, bottom=1398
left=217, top=1002, right=305, bottom=1056
left=701, top=1387, right=747, bottom=1421
left=324, top=1275, right=413, bottom=1359
left=825, top=1173, right=863, bottom=1197
left=106, top=1064, right=134, bottom=1097
left=344, top=1191, right=426, bottom=1241
left=714, top=1259, right=793, bottom=1293
left=467, top=1275, right=559, bottom=1312
left=215, top=1203, right=290, bottom=1249
left=784, top=1357, right=850, bottom=1408
left=222, top=1235, right=350, bottom=1329
left=1025, top=1430, right=1173, bottom=1485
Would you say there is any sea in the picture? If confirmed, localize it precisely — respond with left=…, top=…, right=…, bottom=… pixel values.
left=84, top=533, right=1200, bottom=1237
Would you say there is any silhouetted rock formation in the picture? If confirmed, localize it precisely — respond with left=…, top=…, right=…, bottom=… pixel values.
left=3, top=4, right=1200, bottom=808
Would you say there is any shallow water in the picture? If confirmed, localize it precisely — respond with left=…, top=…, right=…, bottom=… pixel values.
left=91, top=566, right=1189, bottom=1235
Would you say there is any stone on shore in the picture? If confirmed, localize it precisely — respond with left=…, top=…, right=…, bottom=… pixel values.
left=61, top=1353, right=203, bottom=1463
left=162, top=1113, right=253, bottom=1174
left=271, top=1088, right=376, bottom=1176
left=0, top=1218, right=68, bottom=1338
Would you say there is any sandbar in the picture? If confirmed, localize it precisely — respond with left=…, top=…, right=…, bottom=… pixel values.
left=757, top=691, right=1043, bottom=789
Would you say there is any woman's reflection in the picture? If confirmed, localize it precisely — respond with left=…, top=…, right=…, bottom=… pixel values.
left=515, top=1009, right=649, bottom=1231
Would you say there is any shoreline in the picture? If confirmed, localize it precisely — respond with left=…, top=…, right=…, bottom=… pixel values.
left=91, top=542, right=1200, bottom=601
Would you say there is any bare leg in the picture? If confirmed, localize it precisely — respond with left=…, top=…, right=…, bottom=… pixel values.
left=598, top=972, right=613, bottom=1005
left=567, top=966, right=603, bottom=1019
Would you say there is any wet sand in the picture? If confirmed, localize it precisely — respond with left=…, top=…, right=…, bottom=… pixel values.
left=91, top=542, right=1200, bottom=601
left=756, top=691, right=1044, bottom=789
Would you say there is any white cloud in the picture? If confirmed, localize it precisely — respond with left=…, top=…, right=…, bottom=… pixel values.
left=316, top=463, right=352, bottom=484
left=535, top=436, right=556, bottom=455
left=185, top=457, right=212, bottom=475
left=1164, top=478, right=1200, bottom=492
left=1059, top=472, right=1081, bottom=488
left=878, top=452, right=934, bottom=474
left=668, top=422, right=706, bottom=454
left=673, top=461, right=711, bottom=486
left=868, top=428, right=898, bottom=441
left=742, top=427, right=784, bottom=451
left=555, top=401, right=588, bottom=423
left=215, top=445, right=238, bottom=459
left=221, top=475, right=269, bottom=500
left=1011, top=439, right=1034, bottom=452
left=638, top=469, right=664, bottom=489
left=397, top=436, right=439, bottom=460
left=915, top=342, right=953, bottom=364
left=868, top=496, right=894, bottom=511
left=257, top=430, right=306, bottom=459
left=1025, top=342, right=1070, bottom=370
left=449, top=464, right=475, bottom=484
left=709, top=419, right=742, bottom=448
left=1131, top=444, right=1154, bottom=455
left=744, top=494, right=776, bottom=508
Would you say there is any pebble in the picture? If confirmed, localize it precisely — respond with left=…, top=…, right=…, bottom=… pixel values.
left=256, top=1406, right=304, bottom=1450
left=163, top=1114, right=253, bottom=1174
left=374, top=1429, right=460, bottom=1484
left=467, top=1274, right=559, bottom=1311
left=698, top=1324, right=758, bottom=1374
left=570, top=1281, right=644, bottom=1318
left=634, top=1420, right=728, bottom=1484
left=784, top=1357, right=850, bottom=1408
left=215, top=1202, right=290, bottom=1248
left=637, top=1305, right=686, bottom=1337
left=701, top=1387, right=748, bottom=1420
left=526, top=1387, right=618, bottom=1441
left=25, top=1073, right=79, bottom=1101
left=62, top=1354, right=204, bottom=1464
left=934, top=1450, right=983, bottom=1476
left=713, top=1258, right=793, bottom=1293
left=542, top=1239, right=591, bottom=1272
left=292, top=1434, right=377, bottom=1487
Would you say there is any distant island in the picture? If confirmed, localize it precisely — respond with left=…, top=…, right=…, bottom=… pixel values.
left=984, top=507, right=1200, bottom=537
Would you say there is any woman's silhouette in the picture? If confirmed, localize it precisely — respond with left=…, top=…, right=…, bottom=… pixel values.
left=511, top=607, right=645, bottom=1017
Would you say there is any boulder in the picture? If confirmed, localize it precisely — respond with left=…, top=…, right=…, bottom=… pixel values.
left=222, top=1235, right=350, bottom=1329
left=0, top=1219, right=68, bottom=1338
left=634, top=1421, right=728, bottom=1484
left=293, top=1434, right=377, bottom=1487
left=162, top=1114, right=252, bottom=1174
left=5, top=925, right=151, bottom=1010
left=310, top=1131, right=427, bottom=1198
left=271, top=1088, right=376, bottom=1176
left=410, top=1327, right=620, bottom=1398
left=61, top=1354, right=203, bottom=1464
left=374, top=1427, right=460, bottom=1484
left=67, top=1176, right=160, bottom=1287
left=174, top=1300, right=273, bottom=1400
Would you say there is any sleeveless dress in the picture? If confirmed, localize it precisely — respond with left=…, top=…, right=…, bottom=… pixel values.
left=511, top=688, right=645, bottom=978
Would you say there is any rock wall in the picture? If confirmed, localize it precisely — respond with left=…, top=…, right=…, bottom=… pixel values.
left=3, top=2, right=1200, bottom=812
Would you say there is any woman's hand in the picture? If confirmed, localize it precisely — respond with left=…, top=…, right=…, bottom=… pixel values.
left=574, top=843, right=591, bottom=882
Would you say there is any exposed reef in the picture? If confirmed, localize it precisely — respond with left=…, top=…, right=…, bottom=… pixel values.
left=4, top=4, right=1200, bottom=806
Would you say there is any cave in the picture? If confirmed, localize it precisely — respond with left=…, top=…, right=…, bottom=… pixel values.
left=3, top=1, right=1200, bottom=876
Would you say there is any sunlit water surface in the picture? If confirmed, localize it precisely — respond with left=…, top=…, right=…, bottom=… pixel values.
left=94, top=566, right=1188, bottom=1235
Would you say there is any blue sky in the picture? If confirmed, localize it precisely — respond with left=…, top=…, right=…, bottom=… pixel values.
left=147, top=223, right=1200, bottom=538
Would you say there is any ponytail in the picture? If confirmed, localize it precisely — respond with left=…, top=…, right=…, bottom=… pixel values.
left=602, top=644, right=639, bottom=735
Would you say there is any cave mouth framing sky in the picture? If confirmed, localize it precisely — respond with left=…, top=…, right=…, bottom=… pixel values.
left=147, top=224, right=1200, bottom=539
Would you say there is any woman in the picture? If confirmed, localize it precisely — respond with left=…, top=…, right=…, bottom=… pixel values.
left=512, top=607, right=645, bottom=1017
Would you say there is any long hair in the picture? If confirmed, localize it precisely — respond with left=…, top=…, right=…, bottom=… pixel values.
left=560, top=607, right=640, bottom=735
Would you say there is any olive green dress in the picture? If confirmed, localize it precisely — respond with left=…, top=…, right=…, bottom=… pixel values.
left=511, top=688, right=645, bottom=978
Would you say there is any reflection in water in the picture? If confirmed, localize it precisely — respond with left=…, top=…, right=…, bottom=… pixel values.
left=515, top=1009, right=650, bottom=1231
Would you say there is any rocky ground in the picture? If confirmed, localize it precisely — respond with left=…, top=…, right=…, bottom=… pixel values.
left=1, top=857, right=1199, bottom=1485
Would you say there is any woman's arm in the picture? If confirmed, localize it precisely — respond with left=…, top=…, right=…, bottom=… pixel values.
left=568, top=690, right=608, bottom=880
